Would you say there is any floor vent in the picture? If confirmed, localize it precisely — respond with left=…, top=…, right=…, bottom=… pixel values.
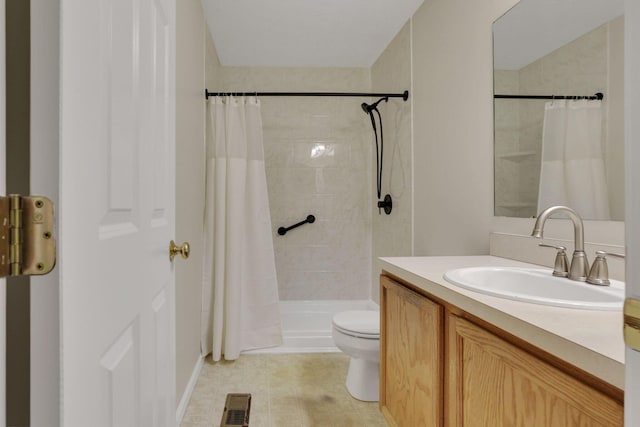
left=220, top=393, right=251, bottom=427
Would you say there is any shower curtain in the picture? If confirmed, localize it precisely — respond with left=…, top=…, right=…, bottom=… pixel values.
left=201, top=95, right=282, bottom=361
left=537, top=99, right=610, bottom=220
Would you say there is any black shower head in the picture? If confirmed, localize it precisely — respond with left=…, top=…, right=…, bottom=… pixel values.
left=360, top=96, right=389, bottom=114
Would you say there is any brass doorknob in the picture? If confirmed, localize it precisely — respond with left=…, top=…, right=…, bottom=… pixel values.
left=169, top=240, right=190, bottom=261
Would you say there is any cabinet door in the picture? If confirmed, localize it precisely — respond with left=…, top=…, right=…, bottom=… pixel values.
left=380, top=276, right=443, bottom=427
left=447, top=315, right=623, bottom=427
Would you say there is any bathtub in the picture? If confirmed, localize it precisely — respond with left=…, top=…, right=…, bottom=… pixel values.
left=242, top=300, right=379, bottom=354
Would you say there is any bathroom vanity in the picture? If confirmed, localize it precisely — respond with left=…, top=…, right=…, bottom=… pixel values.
left=379, top=256, right=624, bottom=427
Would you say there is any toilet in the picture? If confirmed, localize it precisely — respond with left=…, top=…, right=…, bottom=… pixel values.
left=332, top=310, right=380, bottom=402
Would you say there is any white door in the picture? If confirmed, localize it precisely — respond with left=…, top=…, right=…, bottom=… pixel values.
left=59, top=0, right=177, bottom=425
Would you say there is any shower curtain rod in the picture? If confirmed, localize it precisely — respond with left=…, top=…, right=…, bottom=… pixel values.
left=494, top=92, right=603, bottom=100
left=205, top=89, right=409, bottom=101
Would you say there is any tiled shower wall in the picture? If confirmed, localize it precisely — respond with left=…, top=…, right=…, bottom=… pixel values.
left=219, top=67, right=372, bottom=300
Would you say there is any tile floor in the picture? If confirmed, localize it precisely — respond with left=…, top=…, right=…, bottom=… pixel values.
left=180, top=353, right=388, bottom=427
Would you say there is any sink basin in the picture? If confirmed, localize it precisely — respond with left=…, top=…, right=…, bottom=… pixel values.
left=443, top=267, right=624, bottom=310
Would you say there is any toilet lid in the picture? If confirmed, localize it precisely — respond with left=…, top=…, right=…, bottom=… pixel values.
left=332, top=310, right=379, bottom=337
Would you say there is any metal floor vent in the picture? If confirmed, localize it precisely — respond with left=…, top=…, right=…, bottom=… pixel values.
left=220, top=393, right=251, bottom=427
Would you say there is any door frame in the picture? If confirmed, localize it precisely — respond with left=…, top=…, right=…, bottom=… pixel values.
left=1, top=0, right=6, bottom=424
left=29, top=0, right=60, bottom=424
left=625, top=0, right=640, bottom=423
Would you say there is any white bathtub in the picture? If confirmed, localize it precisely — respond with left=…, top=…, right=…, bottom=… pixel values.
left=242, top=300, right=379, bottom=354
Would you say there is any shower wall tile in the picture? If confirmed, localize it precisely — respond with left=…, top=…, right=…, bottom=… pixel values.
left=370, top=21, right=413, bottom=303
left=266, top=168, right=315, bottom=198
left=277, top=271, right=370, bottom=300
left=494, top=98, right=520, bottom=133
left=292, top=142, right=350, bottom=168
left=219, top=66, right=372, bottom=300
left=495, top=69, right=519, bottom=94
left=263, top=141, right=294, bottom=168
left=276, top=216, right=319, bottom=239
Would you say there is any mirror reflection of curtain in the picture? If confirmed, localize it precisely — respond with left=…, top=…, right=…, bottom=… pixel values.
left=201, top=96, right=282, bottom=361
left=537, top=99, right=610, bottom=220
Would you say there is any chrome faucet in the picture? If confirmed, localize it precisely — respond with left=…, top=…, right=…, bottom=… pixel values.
left=531, top=206, right=589, bottom=281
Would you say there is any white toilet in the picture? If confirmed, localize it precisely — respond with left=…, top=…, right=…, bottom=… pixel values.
left=332, top=310, right=380, bottom=402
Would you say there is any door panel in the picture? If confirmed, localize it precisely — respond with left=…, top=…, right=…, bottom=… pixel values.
left=99, top=324, right=140, bottom=427
left=101, top=0, right=139, bottom=237
left=59, top=0, right=176, bottom=424
left=107, top=0, right=137, bottom=212
left=152, top=289, right=172, bottom=426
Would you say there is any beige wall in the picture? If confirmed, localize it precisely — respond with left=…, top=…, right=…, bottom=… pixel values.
left=205, top=26, right=222, bottom=93
left=176, top=0, right=206, bottom=408
left=411, top=0, right=519, bottom=256
left=607, top=16, right=625, bottom=222
left=370, top=21, right=413, bottom=303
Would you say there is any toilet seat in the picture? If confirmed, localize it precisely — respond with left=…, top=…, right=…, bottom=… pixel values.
left=332, top=310, right=380, bottom=339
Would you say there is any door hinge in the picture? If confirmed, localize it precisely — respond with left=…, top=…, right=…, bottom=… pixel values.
left=624, top=298, right=640, bottom=352
left=0, top=195, right=56, bottom=278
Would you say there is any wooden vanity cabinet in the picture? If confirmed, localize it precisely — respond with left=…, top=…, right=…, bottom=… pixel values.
left=447, top=314, right=623, bottom=427
left=380, top=274, right=624, bottom=427
left=380, top=275, right=444, bottom=427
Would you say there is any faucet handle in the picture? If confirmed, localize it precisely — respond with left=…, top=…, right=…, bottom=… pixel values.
left=586, top=251, right=625, bottom=286
left=596, top=250, right=625, bottom=259
left=538, top=243, right=569, bottom=277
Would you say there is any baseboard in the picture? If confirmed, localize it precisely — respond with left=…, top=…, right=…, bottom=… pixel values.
left=176, top=354, right=205, bottom=425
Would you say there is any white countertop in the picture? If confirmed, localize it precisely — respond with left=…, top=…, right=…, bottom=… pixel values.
left=379, top=255, right=625, bottom=389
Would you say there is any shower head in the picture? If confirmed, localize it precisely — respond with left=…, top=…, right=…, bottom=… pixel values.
left=360, top=96, right=389, bottom=114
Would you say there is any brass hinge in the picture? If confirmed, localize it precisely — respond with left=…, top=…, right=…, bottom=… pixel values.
left=624, top=298, right=640, bottom=352
left=0, top=195, right=56, bottom=278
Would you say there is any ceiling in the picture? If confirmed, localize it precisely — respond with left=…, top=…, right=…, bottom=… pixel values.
left=493, top=0, right=624, bottom=70
left=201, top=0, right=424, bottom=68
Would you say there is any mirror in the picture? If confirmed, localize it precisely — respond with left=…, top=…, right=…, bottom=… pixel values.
left=493, top=0, right=624, bottom=220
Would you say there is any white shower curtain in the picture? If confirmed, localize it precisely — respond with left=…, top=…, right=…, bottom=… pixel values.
left=537, top=99, right=610, bottom=220
left=201, top=96, right=282, bottom=361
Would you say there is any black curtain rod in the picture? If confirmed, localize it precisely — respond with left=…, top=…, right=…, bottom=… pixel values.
left=205, top=89, right=409, bottom=101
left=495, top=92, right=603, bottom=101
